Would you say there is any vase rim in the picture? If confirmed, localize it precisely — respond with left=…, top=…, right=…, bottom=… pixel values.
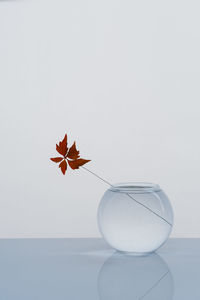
left=109, top=182, right=160, bottom=193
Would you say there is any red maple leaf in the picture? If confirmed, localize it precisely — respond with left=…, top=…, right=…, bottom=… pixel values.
left=50, top=134, right=91, bottom=175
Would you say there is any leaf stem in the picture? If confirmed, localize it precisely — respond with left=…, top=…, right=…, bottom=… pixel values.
left=81, top=166, right=172, bottom=227
left=81, top=166, right=114, bottom=187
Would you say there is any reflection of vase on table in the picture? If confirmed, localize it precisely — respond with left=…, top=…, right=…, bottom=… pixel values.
left=98, top=252, right=174, bottom=300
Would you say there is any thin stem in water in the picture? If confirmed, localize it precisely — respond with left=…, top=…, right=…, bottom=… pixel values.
left=81, top=166, right=172, bottom=227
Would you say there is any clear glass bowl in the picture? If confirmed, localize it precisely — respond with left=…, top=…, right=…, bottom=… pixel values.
left=97, top=182, right=173, bottom=255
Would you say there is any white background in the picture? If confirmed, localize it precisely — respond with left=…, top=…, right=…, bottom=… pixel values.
left=0, top=0, right=199, bottom=238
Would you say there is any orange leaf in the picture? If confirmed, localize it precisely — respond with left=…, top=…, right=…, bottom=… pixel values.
left=50, top=157, right=63, bottom=163
left=59, top=159, right=67, bottom=175
left=50, top=133, right=91, bottom=174
left=67, top=158, right=91, bottom=170
left=67, top=142, right=80, bottom=160
left=56, top=134, right=68, bottom=156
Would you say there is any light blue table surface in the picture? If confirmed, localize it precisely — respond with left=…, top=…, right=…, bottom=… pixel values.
left=0, top=238, right=199, bottom=299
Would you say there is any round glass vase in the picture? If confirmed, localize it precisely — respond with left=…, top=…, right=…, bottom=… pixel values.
left=97, top=182, right=173, bottom=255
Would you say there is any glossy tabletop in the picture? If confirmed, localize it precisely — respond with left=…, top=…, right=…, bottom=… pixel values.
left=0, top=238, right=199, bottom=299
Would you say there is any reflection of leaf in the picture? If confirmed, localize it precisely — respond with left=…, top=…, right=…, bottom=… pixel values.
left=50, top=134, right=91, bottom=175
